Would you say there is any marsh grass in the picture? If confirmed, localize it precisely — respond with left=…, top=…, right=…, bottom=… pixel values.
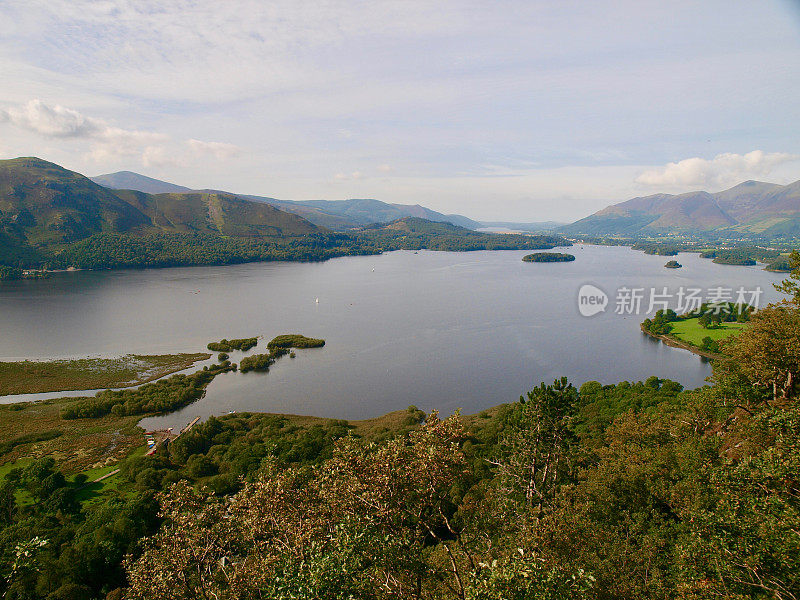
left=0, top=353, right=210, bottom=395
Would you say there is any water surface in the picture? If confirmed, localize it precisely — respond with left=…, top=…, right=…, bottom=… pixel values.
left=0, top=246, right=783, bottom=430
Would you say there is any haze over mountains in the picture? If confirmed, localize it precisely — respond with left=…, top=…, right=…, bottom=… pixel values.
left=561, top=179, right=800, bottom=237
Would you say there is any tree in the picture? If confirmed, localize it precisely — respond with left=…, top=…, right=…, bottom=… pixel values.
left=125, top=414, right=473, bottom=600
left=490, top=378, right=579, bottom=514
left=680, top=405, right=800, bottom=599
left=715, top=306, right=800, bottom=403
left=775, top=249, right=800, bottom=305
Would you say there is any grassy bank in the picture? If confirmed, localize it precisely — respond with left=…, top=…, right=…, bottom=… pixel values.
left=669, top=316, right=748, bottom=346
left=0, top=353, right=211, bottom=395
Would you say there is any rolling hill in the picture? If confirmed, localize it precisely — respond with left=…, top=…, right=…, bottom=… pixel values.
left=561, top=179, right=800, bottom=237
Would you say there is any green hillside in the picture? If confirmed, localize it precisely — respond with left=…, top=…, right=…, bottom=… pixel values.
left=114, top=189, right=319, bottom=238
left=0, top=157, right=152, bottom=262
left=0, top=157, right=323, bottom=268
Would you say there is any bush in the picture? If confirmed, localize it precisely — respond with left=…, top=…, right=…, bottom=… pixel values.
left=267, top=334, right=326, bottom=351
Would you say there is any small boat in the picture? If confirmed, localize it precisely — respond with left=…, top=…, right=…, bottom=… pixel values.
left=315, top=297, right=319, bottom=303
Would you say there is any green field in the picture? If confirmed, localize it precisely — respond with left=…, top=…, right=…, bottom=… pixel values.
left=669, top=317, right=748, bottom=346
left=0, top=353, right=210, bottom=395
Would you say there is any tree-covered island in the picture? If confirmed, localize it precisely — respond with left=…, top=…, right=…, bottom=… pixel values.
left=522, top=252, right=576, bottom=263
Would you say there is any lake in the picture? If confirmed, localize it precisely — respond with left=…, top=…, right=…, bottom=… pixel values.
left=0, top=245, right=784, bottom=430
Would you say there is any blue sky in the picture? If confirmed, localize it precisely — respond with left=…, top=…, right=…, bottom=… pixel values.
left=1, top=0, right=799, bottom=221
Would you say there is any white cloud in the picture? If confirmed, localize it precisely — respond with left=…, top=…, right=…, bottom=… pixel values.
left=1, top=99, right=167, bottom=161
left=188, top=139, right=241, bottom=160
left=333, top=171, right=363, bottom=181
left=0, top=99, right=102, bottom=137
left=0, top=99, right=240, bottom=169
left=635, top=150, right=800, bottom=190
left=142, top=146, right=186, bottom=168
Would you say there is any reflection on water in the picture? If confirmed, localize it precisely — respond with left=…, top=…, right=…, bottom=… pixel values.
left=0, top=246, right=783, bottom=430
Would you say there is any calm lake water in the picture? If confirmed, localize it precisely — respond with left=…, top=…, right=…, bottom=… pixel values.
left=0, top=246, right=784, bottom=430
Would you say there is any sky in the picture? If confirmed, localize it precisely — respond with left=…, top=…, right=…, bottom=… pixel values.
left=1, top=0, right=799, bottom=222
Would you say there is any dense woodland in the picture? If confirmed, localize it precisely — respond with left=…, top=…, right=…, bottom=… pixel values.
left=1, top=257, right=799, bottom=599
left=1, top=220, right=566, bottom=271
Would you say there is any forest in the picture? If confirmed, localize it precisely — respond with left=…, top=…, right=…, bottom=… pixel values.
left=0, top=257, right=799, bottom=599
left=2, top=222, right=567, bottom=271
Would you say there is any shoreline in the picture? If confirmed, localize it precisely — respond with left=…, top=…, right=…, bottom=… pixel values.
left=639, top=323, right=722, bottom=360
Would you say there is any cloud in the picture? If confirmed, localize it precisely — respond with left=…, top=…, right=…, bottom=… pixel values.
left=333, top=171, right=363, bottom=181
left=1, top=99, right=239, bottom=168
left=635, top=150, right=800, bottom=190
left=142, top=146, right=186, bottom=168
left=188, top=139, right=241, bottom=160
left=1, top=99, right=167, bottom=157
left=0, top=98, right=103, bottom=137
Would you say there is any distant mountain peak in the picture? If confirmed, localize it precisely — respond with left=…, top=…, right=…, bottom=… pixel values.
left=91, top=171, right=192, bottom=194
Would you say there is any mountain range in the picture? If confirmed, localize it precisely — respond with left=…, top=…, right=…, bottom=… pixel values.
left=560, top=179, right=800, bottom=237
left=1, top=158, right=565, bottom=271
left=90, top=170, right=482, bottom=231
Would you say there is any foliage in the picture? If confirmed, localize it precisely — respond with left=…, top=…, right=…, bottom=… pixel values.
left=0, top=431, right=62, bottom=456
left=715, top=305, right=800, bottom=403
left=700, top=247, right=780, bottom=266
left=765, top=257, right=793, bottom=272
left=642, top=308, right=679, bottom=335
left=125, top=414, right=469, bottom=600
left=0, top=266, right=22, bottom=280
left=238, top=352, right=276, bottom=373
left=61, top=364, right=234, bottom=419
left=522, top=252, right=576, bottom=263
left=775, top=249, right=800, bottom=304
left=207, top=337, right=258, bottom=352
left=632, top=242, right=680, bottom=256
left=267, top=334, right=326, bottom=351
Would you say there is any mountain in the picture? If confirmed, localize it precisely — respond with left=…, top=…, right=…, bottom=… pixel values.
left=91, top=170, right=482, bottom=230
left=0, top=157, right=153, bottom=263
left=91, top=171, right=192, bottom=194
left=0, top=157, right=322, bottom=267
left=113, top=189, right=319, bottom=238
left=478, top=221, right=565, bottom=232
left=236, top=195, right=362, bottom=230
left=279, top=198, right=482, bottom=230
left=561, top=179, right=800, bottom=237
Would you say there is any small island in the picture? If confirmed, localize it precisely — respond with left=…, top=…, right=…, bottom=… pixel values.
left=241, top=335, right=326, bottom=373
left=207, top=337, right=259, bottom=352
left=267, top=334, right=326, bottom=350
left=664, top=260, right=682, bottom=269
left=522, top=252, right=576, bottom=263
